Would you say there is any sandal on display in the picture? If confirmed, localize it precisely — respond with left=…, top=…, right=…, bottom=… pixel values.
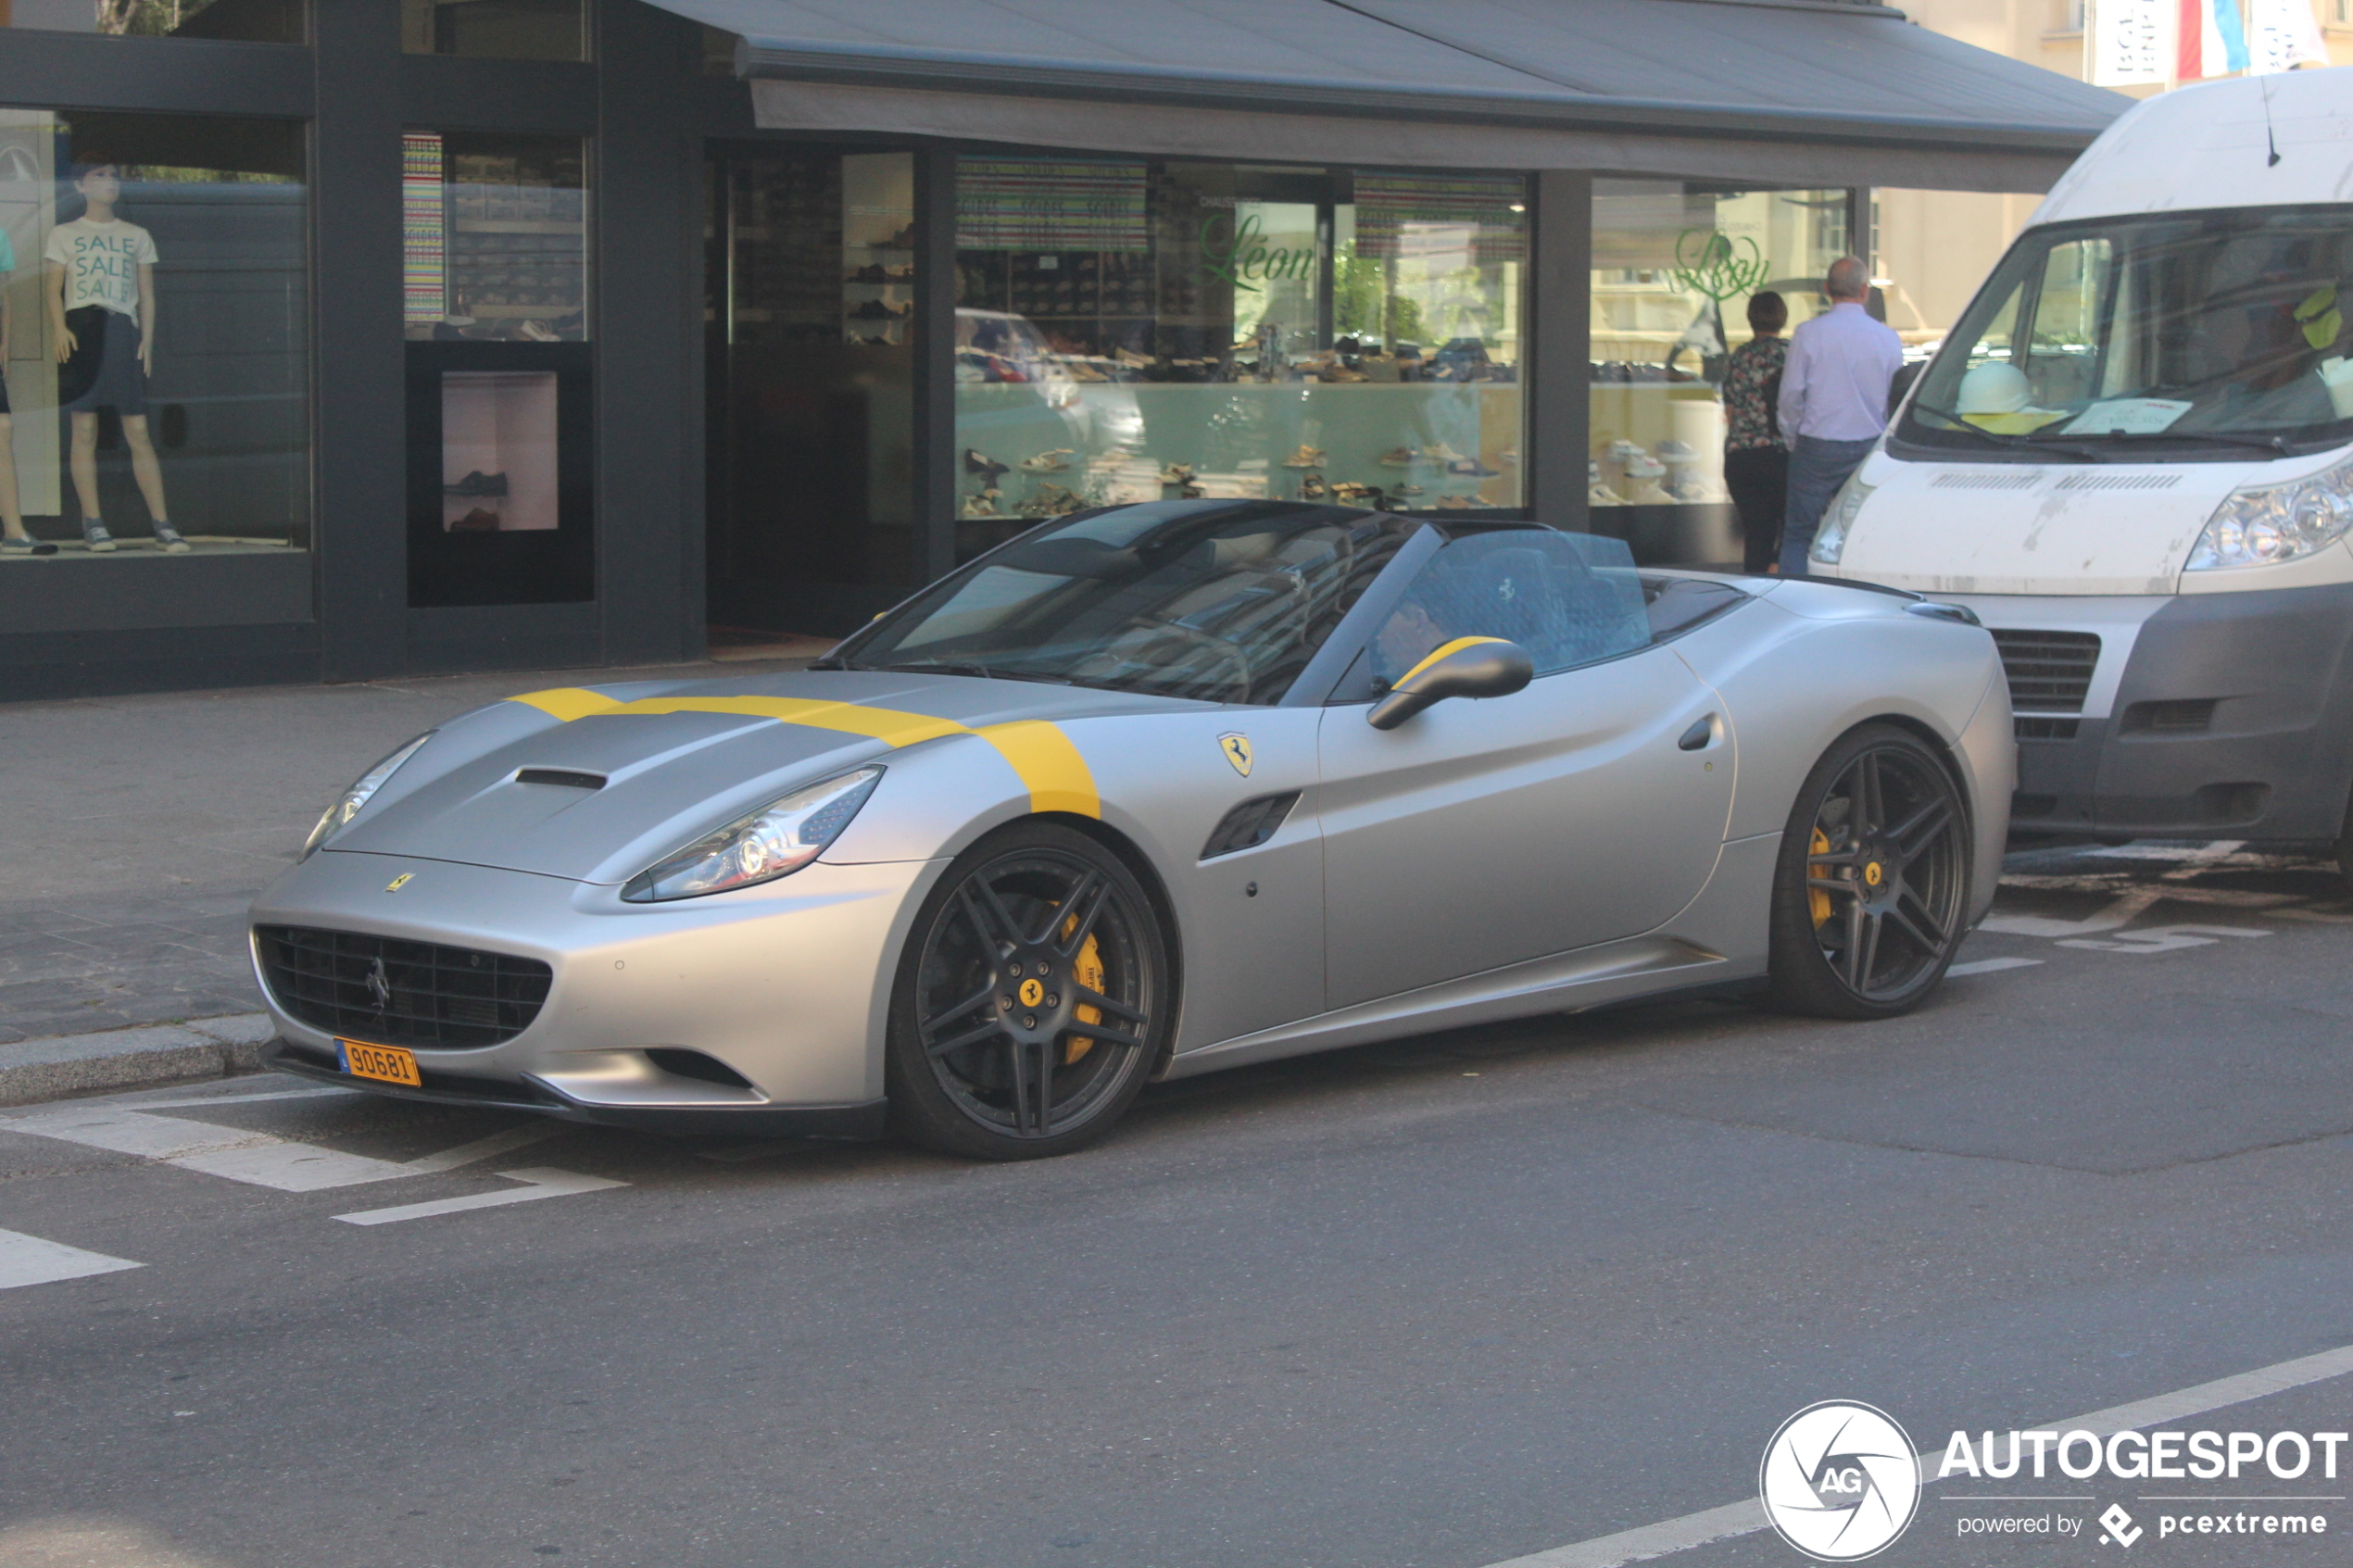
left=1281, top=446, right=1326, bottom=469
left=1020, top=450, right=1074, bottom=473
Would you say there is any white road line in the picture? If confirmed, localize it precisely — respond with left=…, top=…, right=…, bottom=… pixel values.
left=0, top=1227, right=143, bottom=1290
left=1478, top=1342, right=2353, bottom=1568
left=1946, top=957, right=2045, bottom=977
left=333, top=1168, right=625, bottom=1226
left=0, top=1107, right=561, bottom=1193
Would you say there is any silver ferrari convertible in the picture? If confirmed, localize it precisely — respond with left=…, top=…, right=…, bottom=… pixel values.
left=251, top=501, right=2011, bottom=1160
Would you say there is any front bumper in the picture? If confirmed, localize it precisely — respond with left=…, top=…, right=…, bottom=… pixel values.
left=1953, top=585, right=2353, bottom=844
left=248, top=849, right=946, bottom=1125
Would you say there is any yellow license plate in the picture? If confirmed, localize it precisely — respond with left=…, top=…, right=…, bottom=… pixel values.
left=337, top=1038, right=422, bottom=1087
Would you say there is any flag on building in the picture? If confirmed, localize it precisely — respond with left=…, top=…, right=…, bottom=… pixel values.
left=2247, top=0, right=2331, bottom=72
left=2176, top=0, right=2251, bottom=80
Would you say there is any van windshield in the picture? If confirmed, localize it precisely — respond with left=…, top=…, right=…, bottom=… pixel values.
left=1896, top=207, right=2353, bottom=458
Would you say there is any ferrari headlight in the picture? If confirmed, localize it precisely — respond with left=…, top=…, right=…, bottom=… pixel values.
left=302, top=732, right=435, bottom=859
left=622, top=767, right=883, bottom=903
left=1809, top=475, right=1876, bottom=566
left=2186, top=455, right=2353, bottom=571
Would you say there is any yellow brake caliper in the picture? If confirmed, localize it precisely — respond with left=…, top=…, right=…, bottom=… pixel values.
left=1059, top=911, right=1107, bottom=1065
left=1808, top=827, right=1833, bottom=929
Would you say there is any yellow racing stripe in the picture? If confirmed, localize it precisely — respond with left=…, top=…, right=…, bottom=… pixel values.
left=505, top=686, right=1098, bottom=817
left=1397, top=635, right=1512, bottom=687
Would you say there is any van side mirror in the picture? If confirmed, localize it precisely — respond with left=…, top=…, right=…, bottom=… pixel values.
left=1367, top=637, right=1534, bottom=730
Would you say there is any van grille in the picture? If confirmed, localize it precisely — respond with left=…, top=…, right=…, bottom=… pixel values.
left=1990, top=629, right=2101, bottom=713
left=254, top=925, right=552, bottom=1049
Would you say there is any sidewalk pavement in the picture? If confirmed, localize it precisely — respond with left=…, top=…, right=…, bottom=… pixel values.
left=0, top=653, right=809, bottom=1100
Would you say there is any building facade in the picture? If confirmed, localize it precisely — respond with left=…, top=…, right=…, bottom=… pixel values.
left=0, top=0, right=2122, bottom=699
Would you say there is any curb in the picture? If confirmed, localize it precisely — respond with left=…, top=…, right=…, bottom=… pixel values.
left=0, top=1015, right=277, bottom=1108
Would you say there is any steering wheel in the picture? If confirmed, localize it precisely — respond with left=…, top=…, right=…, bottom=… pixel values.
left=1134, top=614, right=1254, bottom=702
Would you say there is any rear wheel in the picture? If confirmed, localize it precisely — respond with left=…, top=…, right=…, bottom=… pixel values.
left=885, top=822, right=1167, bottom=1160
left=1768, top=724, right=1969, bottom=1018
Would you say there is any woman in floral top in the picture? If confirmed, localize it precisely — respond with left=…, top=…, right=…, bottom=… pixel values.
left=1722, top=292, right=1789, bottom=574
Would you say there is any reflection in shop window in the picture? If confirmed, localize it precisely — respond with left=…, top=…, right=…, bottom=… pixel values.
left=1, top=0, right=301, bottom=41
left=951, top=158, right=1526, bottom=560
left=400, top=0, right=585, bottom=60
left=0, top=109, right=308, bottom=563
left=403, top=132, right=587, bottom=343
left=1588, top=181, right=1856, bottom=564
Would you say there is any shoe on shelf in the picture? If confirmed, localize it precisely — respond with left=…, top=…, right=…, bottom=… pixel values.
left=963, top=449, right=1009, bottom=480
left=450, top=508, right=500, bottom=533
left=151, top=521, right=191, bottom=554
left=1281, top=445, right=1326, bottom=469
left=445, top=470, right=510, bottom=497
left=1156, top=463, right=1194, bottom=486
left=82, top=521, right=115, bottom=553
left=1, top=534, right=57, bottom=556
left=1019, top=449, right=1074, bottom=473
left=1445, top=457, right=1502, bottom=478
left=1300, top=473, right=1327, bottom=499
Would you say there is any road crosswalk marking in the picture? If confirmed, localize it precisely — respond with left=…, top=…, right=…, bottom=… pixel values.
left=0, top=1105, right=560, bottom=1193
left=333, top=1168, right=625, bottom=1225
left=0, top=1227, right=142, bottom=1290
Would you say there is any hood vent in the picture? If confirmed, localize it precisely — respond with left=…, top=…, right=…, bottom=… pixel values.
left=1931, top=471, right=2045, bottom=491
left=2054, top=472, right=2183, bottom=492
left=513, top=768, right=606, bottom=790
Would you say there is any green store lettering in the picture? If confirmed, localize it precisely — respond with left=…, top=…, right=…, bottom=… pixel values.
left=1199, top=212, right=1316, bottom=294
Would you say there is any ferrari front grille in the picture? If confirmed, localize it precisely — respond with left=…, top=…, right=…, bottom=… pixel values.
left=254, top=924, right=552, bottom=1049
left=1989, top=629, right=2100, bottom=713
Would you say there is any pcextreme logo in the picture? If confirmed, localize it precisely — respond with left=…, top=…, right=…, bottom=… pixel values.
left=1760, top=1401, right=1921, bottom=1562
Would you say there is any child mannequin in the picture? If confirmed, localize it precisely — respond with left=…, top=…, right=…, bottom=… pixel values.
left=44, top=155, right=182, bottom=553
left=0, top=221, right=57, bottom=555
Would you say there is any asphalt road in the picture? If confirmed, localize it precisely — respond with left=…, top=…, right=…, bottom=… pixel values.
left=5, top=842, right=2353, bottom=1568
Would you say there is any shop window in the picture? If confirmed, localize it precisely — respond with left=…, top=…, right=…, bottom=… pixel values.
left=1588, top=181, right=1856, bottom=565
left=402, top=132, right=586, bottom=343
left=1, top=0, right=301, bottom=41
left=0, top=109, right=308, bottom=572
left=400, top=0, right=585, bottom=61
left=951, top=159, right=1527, bottom=561
left=405, top=130, right=590, bottom=608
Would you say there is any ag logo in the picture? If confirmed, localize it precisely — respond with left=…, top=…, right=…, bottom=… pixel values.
left=364, top=957, right=394, bottom=1011
left=1217, top=733, right=1252, bottom=777
left=1759, top=1401, right=1919, bottom=1562
left=1018, top=978, right=1045, bottom=1009
left=385, top=872, right=414, bottom=893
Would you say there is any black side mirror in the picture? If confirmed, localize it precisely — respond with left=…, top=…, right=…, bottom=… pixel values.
left=1367, top=637, right=1534, bottom=730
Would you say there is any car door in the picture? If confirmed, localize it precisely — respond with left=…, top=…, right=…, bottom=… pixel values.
left=1316, top=531, right=1735, bottom=1009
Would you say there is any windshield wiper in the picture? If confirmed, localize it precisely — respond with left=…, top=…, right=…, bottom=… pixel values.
left=872, top=661, right=1072, bottom=685
left=2080, top=429, right=2290, bottom=454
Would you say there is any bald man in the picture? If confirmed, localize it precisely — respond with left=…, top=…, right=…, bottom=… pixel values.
left=1776, top=256, right=1902, bottom=574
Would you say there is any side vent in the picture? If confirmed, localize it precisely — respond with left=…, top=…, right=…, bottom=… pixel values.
left=1201, top=792, right=1301, bottom=860
left=515, top=768, right=606, bottom=790
left=646, top=1048, right=754, bottom=1089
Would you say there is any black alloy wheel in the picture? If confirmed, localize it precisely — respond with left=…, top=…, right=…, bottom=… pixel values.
left=886, top=822, right=1166, bottom=1160
left=1768, top=723, right=1969, bottom=1018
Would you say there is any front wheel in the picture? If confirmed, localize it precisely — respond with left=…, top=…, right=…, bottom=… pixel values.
left=885, top=822, right=1169, bottom=1160
left=1767, top=723, right=1970, bottom=1019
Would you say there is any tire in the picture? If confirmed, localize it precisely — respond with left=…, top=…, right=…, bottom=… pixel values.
left=885, top=821, right=1169, bottom=1160
left=1767, top=723, right=1970, bottom=1019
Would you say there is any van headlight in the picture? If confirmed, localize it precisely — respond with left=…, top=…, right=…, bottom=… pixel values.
left=622, top=767, right=883, bottom=903
left=2186, top=456, right=2353, bottom=570
left=1809, top=475, right=1876, bottom=566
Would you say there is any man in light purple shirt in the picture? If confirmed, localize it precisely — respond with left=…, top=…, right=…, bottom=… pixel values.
left=1776, top=257, right=1903, bottom=574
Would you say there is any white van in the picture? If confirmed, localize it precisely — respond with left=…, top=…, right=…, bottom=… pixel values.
left=1812, top=69, right=2353, bottom=860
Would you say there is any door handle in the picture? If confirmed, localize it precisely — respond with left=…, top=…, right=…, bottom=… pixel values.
left=1678, top=717, right=1717, bottom=751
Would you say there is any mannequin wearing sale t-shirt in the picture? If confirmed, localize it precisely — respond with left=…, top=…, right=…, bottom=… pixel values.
left=44, top=158, right=181, bottom=554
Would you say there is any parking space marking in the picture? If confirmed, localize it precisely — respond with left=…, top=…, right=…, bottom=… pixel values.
left=333, top=1168, right=625, bottom=1226
left=1475, top=1341, right=2353, bottom=1568
left=0, top=1227, right=143, bottom=1291
left=2057, top=923, right=2270, bottom=955
left=1947, top=957, right=2045, bottom=977
left=0, top=1106, right=560, bottom=1194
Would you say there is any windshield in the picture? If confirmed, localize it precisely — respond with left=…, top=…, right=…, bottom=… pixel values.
left=836, top=501, right=1419, bottom=705
left=1897, top=207, right=2353, bottom=458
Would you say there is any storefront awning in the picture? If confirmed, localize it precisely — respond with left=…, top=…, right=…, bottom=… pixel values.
left=655, top=0, right=2129, bottom=193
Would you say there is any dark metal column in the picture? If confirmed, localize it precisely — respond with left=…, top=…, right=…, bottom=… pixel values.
left=313, top=0, right=409, bottom=682
left=1528, top=169, right=1592, bottom=533
left=914, top=143, right=959, bottom=581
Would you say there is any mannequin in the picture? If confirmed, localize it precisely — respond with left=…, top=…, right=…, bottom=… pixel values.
left=44, top=156, right=181, bottom=553
left=0, top=221, right=57, bottom=555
